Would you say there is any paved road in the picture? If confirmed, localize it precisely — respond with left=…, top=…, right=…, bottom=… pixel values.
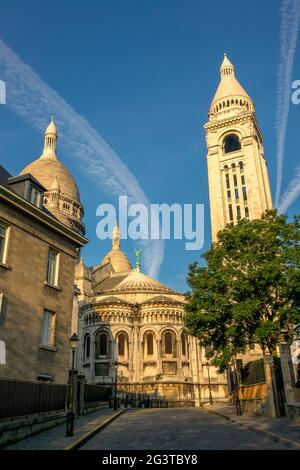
left=80, top=408, right=289, bottom=450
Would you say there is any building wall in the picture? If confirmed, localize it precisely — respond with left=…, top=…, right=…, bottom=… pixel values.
left=0, top=198, right=79, bottom=383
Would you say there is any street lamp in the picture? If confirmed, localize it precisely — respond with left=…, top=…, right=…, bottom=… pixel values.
left=205, top=362, right=213, bottom=405
left=113, top=361, right=118, bottom=411
left=66, top=333, right=79, bottom=437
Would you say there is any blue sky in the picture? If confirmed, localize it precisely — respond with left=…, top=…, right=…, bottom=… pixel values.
left=0, top=0, right=299, bottom=292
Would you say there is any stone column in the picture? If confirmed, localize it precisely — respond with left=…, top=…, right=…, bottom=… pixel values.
left=279, top=342, right=295, bottom=405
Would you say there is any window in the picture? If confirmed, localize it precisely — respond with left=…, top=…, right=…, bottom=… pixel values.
left=234, top=188, right=239, bottom=200
left=147, top=333, right=154, bottom=355
left=242, top=186, right=248, bottom=201
left=225, top=173, right=230, bottom=189
left=237, top=206, right=241, bottom=220
left=29, top=184, right=42, bottom=207
left=46, top=249, right=59, bottom=286
left=0, top=223, right=7, bottom=263
left=95, top=331, right=110, bottom=358
left=245, top=207, right=249, bottom=218
left=84, top=334, right=90, bottom=360
left=162, top=330, right=176, bottom=357
left=165, top=332, right=172, bottom=354
left=95, top=363, right=109, bottom=376
left=228, top=204, right=233, bottom=221
left=224, top=134, right=241, bottom=153
left=233, top=174, right=238, bottom=187
left=181, top=333, right=188, bottom=357
left=118, top=333, right=126, bottom=357
left=241, top=175, right=245, bottom=185
left=227, top=190, right=231, bottom=200
left=41, top=310, right=56, bottom=348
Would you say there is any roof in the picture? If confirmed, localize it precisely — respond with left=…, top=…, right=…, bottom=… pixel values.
left=0, top=164, right=12, bottom=187
left=94, top=270, right=178, bottom=295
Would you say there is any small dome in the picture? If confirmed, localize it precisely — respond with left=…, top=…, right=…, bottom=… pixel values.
left=101, top=248, right=132, bottom=273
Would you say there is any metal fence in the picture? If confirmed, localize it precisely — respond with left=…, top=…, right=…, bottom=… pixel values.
left=83, top=383, right=112, bottom=404
left=0, top=378, right=69, bottom=420
left=240, top=359, right=266, bottom=386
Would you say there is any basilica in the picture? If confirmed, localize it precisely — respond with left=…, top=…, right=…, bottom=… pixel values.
left=0, top=54, right=271, bottom=403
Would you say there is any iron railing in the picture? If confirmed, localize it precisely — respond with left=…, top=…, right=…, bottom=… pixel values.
left=0, top=378, right=69, bottom=420
left=83, top=383, right=112, bottom=404
left=241, top=359, right=266, bottom=386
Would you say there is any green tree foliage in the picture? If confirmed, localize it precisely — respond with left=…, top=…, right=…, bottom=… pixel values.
left=185, top=210, right=300, bottom=372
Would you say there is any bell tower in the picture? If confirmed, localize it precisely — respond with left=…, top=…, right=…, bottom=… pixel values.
left=204, top=54, right=273, bottom=241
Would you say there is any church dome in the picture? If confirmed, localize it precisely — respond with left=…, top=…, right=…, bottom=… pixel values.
left=100, top=225, right=132, bottom=273
left=19, top=117, right=85, bottom=236
left=101, top=248, right=132, bottom=273
left=115, top=270, right=175, bottom=293
left=21, top=157, right=80, bottom=202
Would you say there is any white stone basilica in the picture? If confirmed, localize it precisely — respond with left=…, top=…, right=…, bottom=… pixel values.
left=75, top=226, right=227, bottom=405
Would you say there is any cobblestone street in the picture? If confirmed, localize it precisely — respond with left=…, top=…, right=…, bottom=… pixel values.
left=80, top=408, right=291, bottom=450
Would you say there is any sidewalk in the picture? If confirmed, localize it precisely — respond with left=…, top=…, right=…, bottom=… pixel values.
left=206, top=403, right=300, bottom=449
left=4, top=407, right=124, bottom=450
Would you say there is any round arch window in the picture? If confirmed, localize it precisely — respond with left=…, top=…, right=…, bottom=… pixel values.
left=224, top=134, right=241, bottom=153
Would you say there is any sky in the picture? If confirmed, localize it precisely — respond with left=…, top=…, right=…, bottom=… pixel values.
left=0, top=0, right=299, bottom=292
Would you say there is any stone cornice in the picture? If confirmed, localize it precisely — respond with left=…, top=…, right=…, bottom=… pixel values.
left=204, top=112, right=263, bottom=140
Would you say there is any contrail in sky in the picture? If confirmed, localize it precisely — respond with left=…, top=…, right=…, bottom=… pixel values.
left=0, top=38, right=164, bottom=278
left=278, top=165, right=300, bottom=212
left=275, top=0, right=300, bottom=208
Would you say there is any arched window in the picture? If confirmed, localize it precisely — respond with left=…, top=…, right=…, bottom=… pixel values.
left=224, top=134, right=241, bottom=153
left=118, top=332, right=128, bottom=357
left=84, top=334, right=90, bottom=360
left=147, top=333, right=154, bottom=355
left=162, top=330, right=177, bottom=357
left=181, top=333, right=188, bottom=357
left=95, top=331, right=110, bottom=359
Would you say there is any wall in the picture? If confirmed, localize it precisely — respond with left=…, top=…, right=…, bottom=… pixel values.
left=0, top=198, right=78, bottom=383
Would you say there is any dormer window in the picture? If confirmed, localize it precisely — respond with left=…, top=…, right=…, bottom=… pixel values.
left=29, top=184, right=42, bottom=208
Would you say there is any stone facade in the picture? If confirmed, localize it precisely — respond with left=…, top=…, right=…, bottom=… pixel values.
left=204, top=54, right=273, bottom=242
left=76, top=227, right=228, bottom=406
left=0, top=120, right=87, bottom=383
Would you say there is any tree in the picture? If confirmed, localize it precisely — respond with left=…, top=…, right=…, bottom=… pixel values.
left=185, top=210, right=300, bottom=372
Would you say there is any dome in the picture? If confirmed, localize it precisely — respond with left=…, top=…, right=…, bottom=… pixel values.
left=19, top=118, right=85, bottom=236
left=20, top=157, right=80, bottom=202
left=114, top=270, right=175, bottom=293
left=209, top=54, right=254, bottom=119
left=101, top=248, right=132, bottom=273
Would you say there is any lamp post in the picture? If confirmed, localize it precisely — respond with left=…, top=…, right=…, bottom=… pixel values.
left=205, top=362, right=213, bottom=405
left=66, top=333, right=79, bottom=437
left=113, top=361, right=118, bottom=411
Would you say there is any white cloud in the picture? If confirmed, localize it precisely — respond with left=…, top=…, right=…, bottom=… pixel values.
left=0, top=38, right=164, bottom=278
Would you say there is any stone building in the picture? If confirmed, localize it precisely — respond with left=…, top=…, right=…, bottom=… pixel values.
left=0, top=119, right=87, bottom=383
left=76, top=226, right=228, bottom=405
left=205, top=54, right=273, bottom=242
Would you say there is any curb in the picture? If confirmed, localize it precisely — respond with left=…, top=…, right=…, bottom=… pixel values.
left=64, top=409, right=127, bottom=451
left=209, top=409, right=300, bottom=450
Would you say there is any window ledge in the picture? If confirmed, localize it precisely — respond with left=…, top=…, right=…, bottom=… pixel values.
left=44, top=282, right=61, bottom=292
left=0, top=261, right=11, bottom=270
left=39, top=344, right=57, bottom=352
